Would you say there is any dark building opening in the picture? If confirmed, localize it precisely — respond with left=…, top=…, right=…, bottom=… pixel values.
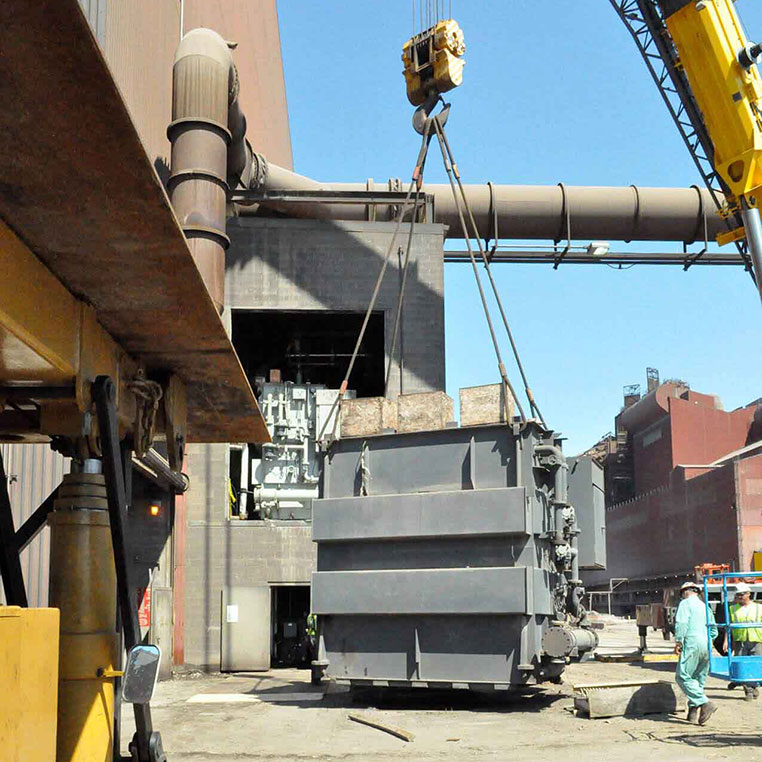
left=271, top=585, right=311, bottom=667
left=232, top=310, right=385, bottom=398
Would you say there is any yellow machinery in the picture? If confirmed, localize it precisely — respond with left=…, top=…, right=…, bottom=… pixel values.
left=663, top=0, right=762, bottom=200
left=0, top=2, right=272, bottom=761
left=658, top=0, right=762, bottom=301
left=402, top=18, right=465, bottom=106
left=0, top=606, right=60, bottom=762
left=49, top=471, right=119, bottom=762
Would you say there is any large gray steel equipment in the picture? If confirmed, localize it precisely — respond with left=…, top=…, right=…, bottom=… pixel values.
left=232, top=382, right=351, bottom=520
left=311, top=422, right=603, bottom=690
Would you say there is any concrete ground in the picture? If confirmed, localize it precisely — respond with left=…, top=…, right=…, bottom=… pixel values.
left=121, top=618, right=762, bottom=761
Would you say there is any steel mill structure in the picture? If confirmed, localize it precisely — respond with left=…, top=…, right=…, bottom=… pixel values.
left=1, top=1, right=761, bottom=760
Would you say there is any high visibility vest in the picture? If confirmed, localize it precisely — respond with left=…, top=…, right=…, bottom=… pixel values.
left=730, top=602, right=762, bottom=643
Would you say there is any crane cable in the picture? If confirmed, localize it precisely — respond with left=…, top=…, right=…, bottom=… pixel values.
left=384, top=190, right=422, bottom=397
left=413, top=0, right=454, bottom=33
left=316, top=117, right=438, bottom=445
left=429, top=115, right=527, bottom=424
left=432, top=118, right=546, bottom=426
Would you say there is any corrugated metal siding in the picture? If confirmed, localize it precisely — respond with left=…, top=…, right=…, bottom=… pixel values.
left=102, top=0, right=181, bottom=178
left=78, top=0, right=107, bottom=44
left=736, top=454, right=762, bottom=570
left=583, top=464, right=740, bottom=587
left=184, top=0, right=294, bottom=169
left=0, top=444, right=67, bottom=607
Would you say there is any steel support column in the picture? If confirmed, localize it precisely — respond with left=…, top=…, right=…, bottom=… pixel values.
left=14, top=487, right=58, bottom=553
left=0, top=448, right=27, bottom=606
left=92, top=375, right=165, bottom=762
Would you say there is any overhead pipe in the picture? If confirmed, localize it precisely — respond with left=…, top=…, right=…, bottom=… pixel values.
left=240, top=155, right=727, bottom=244
left=168, top=28, right=260, bottom=311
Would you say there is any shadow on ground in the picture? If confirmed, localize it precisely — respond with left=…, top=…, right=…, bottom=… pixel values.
left=627, top=661, right=679, bottom=675
left=250, top=680, right=565, bottom=714
left=653, top=732, right=762, bottom=748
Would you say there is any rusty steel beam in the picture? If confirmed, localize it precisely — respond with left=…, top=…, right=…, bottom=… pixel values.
left=0, top=0, right=269, bottom=444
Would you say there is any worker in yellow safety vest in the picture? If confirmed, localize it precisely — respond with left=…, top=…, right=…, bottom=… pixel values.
left=726, top=582, right=762, bottom=700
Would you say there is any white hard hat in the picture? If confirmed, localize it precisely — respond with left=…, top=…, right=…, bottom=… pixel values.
left=734, top=582, right=752, bottom=595
left=681, top=581, right=700, bottom=592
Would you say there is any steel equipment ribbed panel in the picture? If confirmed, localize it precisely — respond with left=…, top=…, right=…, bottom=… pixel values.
left=312, top=422, right=574, bottom=688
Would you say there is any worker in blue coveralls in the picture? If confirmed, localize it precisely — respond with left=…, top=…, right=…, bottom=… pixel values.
left=674, top=580, right=718, bottom=725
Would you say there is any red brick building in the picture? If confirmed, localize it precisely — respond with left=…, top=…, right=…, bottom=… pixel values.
left=583, top=382, right=762, bottom=608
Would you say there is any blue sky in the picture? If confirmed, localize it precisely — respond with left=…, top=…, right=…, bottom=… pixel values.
left=278, top=1, right=762, bottom=453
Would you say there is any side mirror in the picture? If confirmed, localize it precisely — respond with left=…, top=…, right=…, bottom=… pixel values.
left=122, top=644, right=161, bottom=704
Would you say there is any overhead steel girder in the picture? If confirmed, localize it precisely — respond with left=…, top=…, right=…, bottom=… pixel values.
left=0, top=219, right=141, bottom=442
left=0, top=0, right=269, bottom=445
left=0, top=220, right=194, bottom=471
left=443, top=248, right=746, bottom=266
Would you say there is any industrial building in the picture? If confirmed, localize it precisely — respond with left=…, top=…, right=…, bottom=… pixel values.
left=0, top=0, right=755, bottom=673
left=583, top=376, right=762, bottom=611
left=3, top=0, right=762, bottom=759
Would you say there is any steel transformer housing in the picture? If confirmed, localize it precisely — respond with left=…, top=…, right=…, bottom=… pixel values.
left=312, top=422, right=599, bottom=689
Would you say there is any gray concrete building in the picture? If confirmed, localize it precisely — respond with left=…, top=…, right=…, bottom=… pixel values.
left=183, top=217, right=447, bottom=669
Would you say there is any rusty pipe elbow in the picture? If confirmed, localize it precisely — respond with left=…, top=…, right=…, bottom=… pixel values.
left=168, top=28, right=238, bottom=312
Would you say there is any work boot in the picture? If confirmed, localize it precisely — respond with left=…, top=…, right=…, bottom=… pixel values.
left=686, top=705, right=699, bottom=723
left=698, top=701, right=717, bottom=726
left=744, top=688, right=754, bottom=702
left=753, top=687, right=760, bottom=700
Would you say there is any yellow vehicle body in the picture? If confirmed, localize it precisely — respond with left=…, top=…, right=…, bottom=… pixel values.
left=402, top=19, right=466, bottom=106
left=664, top=0, right=762, bottom=201
left=0, top=606, right=60, bottom=762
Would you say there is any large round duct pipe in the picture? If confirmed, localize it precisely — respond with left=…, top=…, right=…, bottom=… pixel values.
left=242, top=157, right=727, bottom=244
left=168, top=28, right=253, bottom=312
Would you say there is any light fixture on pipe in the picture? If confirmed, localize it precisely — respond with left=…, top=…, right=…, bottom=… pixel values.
left=587, top=241, right=610, bottom=257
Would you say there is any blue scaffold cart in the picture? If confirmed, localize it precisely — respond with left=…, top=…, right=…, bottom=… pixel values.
left=704, top=572, right=762, bottom=682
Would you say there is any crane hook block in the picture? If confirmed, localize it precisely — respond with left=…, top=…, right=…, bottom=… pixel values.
left=402, top=19, right=465, bottom=106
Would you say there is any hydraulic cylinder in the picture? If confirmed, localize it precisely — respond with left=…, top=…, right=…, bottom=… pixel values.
left=49, top=464, right=119, bottom=762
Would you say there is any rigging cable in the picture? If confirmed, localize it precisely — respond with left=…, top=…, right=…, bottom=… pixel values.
left=430, top=114, right=527, bottom=424
left=384, top=190, right=422, bottom=396
left=316, top=118, right=438, bottom=444
left=434, top=120, right=546, bottom=425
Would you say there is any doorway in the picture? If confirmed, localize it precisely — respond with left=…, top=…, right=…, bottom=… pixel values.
left=232, top=310, right=386, bottom=397
left=271, top=585, right=311, bottom=668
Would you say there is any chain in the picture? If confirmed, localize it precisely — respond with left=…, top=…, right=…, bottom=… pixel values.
left=127, top=372, right=163, bottom=457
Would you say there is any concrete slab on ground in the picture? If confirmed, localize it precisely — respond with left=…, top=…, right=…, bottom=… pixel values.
left=119, top=618, right=762, bottom=761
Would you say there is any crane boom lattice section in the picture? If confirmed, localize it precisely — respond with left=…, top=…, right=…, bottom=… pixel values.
left=610, top=0, right=751, bottom=270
